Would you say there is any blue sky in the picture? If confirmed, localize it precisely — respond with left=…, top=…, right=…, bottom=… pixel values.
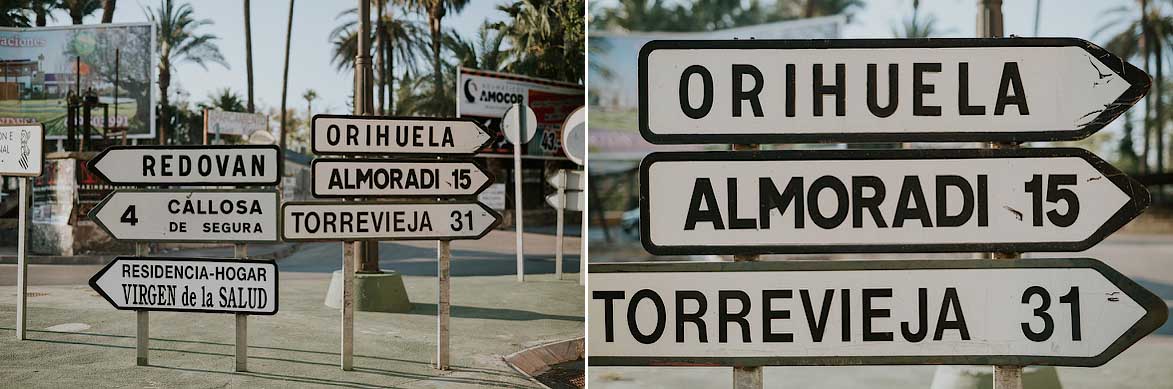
left=42, top=0, right=512, bottom=116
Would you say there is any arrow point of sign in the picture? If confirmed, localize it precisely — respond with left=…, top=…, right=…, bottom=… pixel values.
left=1080, top=257, right=1169, bottom=367
left=88, top=191, right=119, bottom=239
left=87, top=259, right=121, bottom=312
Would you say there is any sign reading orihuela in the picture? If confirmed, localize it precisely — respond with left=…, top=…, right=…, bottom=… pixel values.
left=282, top=201, right=501, bottom=241
left=312, top=114, right=494, bottom=155
left=640, top=148, right=1149, bottom=255
left=639, top=38, right=1149, bottom=144
left=90, top=256, right=278, bottom=315
left=89, top=190, right=280, bottom=242
left=590, top=259, right=1167, bottom=367
left=88, top=145, right=281, bottom=186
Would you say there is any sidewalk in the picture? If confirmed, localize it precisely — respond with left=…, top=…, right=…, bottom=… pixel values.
left=0, top=271, right=582, bottom=388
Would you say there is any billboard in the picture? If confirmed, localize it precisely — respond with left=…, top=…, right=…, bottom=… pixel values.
left=203, top=109, right=268, bottom=143
left=0, top=23, right=155, bottom=139
left=457, top=67, right=584, bottom=157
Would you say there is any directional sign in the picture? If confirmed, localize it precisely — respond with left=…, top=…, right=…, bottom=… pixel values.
left=547, top=169, right=585, bottom=191
left=311, top=159, right=494, bottom=198
left=282, top=201, right=501, bottom=241
left=88, top=145, right=281, bottom=186
left=562, top=106, right=586, bottom=165
left=639, top=38, right=1149, bottom=144
left=311, top=114, right=493, bottom=155
left=89, top=256, right=278, bottom=315
left=0, top=124, right=43, bottom=177
left=640, top=148, right=1148, bottom=255
left=547, top=191, right=584, bottom=212
left=90, top=190, right=279, bottom=242
left=589, top=258, right=1167, bottom=367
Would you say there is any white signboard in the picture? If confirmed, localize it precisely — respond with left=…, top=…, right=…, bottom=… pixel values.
left=640, top=38, right=1148, bottom=143
left=89, top=190, right=279, bottom=242
left=0, top=124, right=43, bottom=176
left=562, top=107, right=586, bottom=165
left=589, top=259, right=1166, bottom=367
left=311, top=115, right=493, bottom=155
left=458, top=68, right=584, bottom=118
left=282, top=201, right=501, bottom=241
left=548, top=169, right=585, bottom=191
left=311, top=159, right=493, bottom=198
left=640, top=148, right=1148, bottom=255
left=89, top=257, right=278, bottom=315
left=88, top=145, right=281, bottom=186
left=479, top=183, right=507, bottom=211
left=546, top=191, right=584, bottom=212
left=206, top=110, right=268, bottom=137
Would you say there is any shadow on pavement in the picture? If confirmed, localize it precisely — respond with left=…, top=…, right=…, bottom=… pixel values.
left=5, top=328, right=531, bottom=388
left=407, top=303, right=583, bottom=322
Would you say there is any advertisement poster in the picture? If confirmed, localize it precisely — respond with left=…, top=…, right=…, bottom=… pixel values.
left=0, top=23, right=155, bottom=139
left=457, top=67, right=584, bottom=157
left=32, top=159, right=74, bottom=225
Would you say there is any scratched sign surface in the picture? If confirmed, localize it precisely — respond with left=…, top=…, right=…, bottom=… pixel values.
left=639, top=38, right=1150, bottom=144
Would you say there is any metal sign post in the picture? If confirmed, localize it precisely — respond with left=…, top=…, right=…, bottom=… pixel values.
left=560, top=107, right=587, bottom=284
left=437, top=240, right=451, bottom=369
left=502, top=104, right=537, bottom=282
left=134, top=243, right=149, bottom=366
left=2, top=124, right=44, bottom=341
left=234, top=243, right=249, bottom=372
left=547, top=170, right=585, bottom=280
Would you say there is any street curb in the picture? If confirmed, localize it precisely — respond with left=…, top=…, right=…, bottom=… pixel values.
left=0, top=243, right=302, bottom=265
left=503, top=337, right=584, bottom=389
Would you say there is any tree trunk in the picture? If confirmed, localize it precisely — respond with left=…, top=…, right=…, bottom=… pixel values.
left=387, top=35, right=394, bottom=114
left=375, top=0, right=386, bottom=115
left=280, top=0, right=295, bottom=151
left=101, top=0, right=116, bottom=23
left=244, top=0, right=255, bottom=113
left=1141, top=0, right=1152, bottom=174
left=158, top=62, right=170, bottom=145
left=1157, top=40, right=1165, bottom=174
left=70, top=3, right=83, bottom=24
left=35, top=5, right=46, bottom=26
left=430, top=4, right=444, bottom=110
left=804, top=0, right=816, bottom=18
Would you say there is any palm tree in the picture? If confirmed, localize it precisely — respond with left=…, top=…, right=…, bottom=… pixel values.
left=447, top=22, right=508, bottom=72
left=200, top=88, right=246, bottom=112
left=59, top=0, right=100, bottom=24
left=401, top=0, right=469, bottom=107
left=495, top=0, right=585, bottom=83
left=0, top=2, right=33, bottom=27
left=243, top=0, right=255, bottom=113
left=101, top=0, right=115, bottom=23
left=303, top=89, right=318, bottom=123
left=146, top=0, right=227, bottom=145
left=330, top=6, right=425, bottom=114
left=892, top=0, right=944, bottom=38
left=1096, top=2, right=1173, bottom=173
left=279, top=0, right=295, bottom=151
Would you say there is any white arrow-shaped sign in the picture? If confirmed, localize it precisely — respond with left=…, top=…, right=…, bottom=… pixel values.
left=589, top=258, right=1167, bottom=367
left=282, top=201, right=501, bottom=241
left=641, top=148, right=1149, bottom=255
left=312, top=114, right=494, bottom=155
left=546, top=191, right=584, bottom=212
left=89, top=190, right=279, bottom=242
left=89, top=256, right=278, bottom=315
left=311, top=159, right=494, bottom=198
left=88, top=145, right=281, bottom=186
left=640, top=38, right=1149, bottom=144
left=547, top=169, right=585, bottom=191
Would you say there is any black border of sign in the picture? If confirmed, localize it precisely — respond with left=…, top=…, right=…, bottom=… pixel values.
left=639, top=147, right=1150, bottom=255
left=310, top=158, right=495, bottom=198
left=0, top=123, right=46, bottom=177
left=587, top=258, right=1168, bottom=367
left=88, top=189, right=282, bottom=243
left=637, top=37, right=1152, bottom=144
left=88, top=256, right=279, bottom=315
left=280, top=200, right=503, bottom=241
left=87, top=144, right=283, bottom=186
left=310, top=114, right=495, bottom=155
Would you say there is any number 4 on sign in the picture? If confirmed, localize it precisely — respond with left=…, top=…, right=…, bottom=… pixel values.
left=121, top=206, right=139, bottom=226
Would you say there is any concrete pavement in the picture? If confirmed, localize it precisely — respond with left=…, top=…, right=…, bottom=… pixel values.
left=0, top=229, right=584, bottom=388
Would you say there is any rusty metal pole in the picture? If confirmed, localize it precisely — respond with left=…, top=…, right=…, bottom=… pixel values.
left=730, top=143, right=762, bottom=389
